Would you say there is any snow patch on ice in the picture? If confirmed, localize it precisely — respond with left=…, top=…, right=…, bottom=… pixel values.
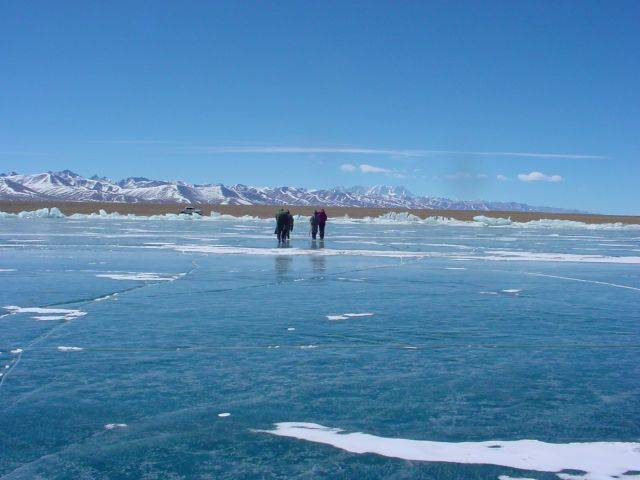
left=3, top=306, right=87, bottom=321
left=143, top=243, right=640, bottom=264
left=257, top=422, right=640, bottom=480
left=95, top=272, right=184, bottom=281
left=104, top=423, right=127, bottom=430
left=327, top=313, right=374, bottom=321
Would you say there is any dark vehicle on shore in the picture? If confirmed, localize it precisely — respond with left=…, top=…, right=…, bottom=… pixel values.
left=179, top=206, right=203, bottom=216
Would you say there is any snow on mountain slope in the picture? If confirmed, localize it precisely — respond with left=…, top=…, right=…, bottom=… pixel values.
left=0, top=171, right=579, bottom=212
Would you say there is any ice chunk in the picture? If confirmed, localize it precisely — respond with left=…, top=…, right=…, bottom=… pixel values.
left=473, top=216, right=513, bottom=226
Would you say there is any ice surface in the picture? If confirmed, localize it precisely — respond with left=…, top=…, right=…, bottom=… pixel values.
left=1, top=210, right=639, bottom=479
left=258, top=422, right=640, bottom=480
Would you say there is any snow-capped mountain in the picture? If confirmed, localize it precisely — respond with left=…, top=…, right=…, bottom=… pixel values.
left=0, top=170, right=577, bottom=212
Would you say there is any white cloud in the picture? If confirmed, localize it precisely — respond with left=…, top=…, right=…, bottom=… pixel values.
left=517, top=171, right=564, bottom=182
left=359, top=164, right=392, bottom=174
left=339, top=163, right=356, bottom=172
left=496, top=174, right=509, bottom=181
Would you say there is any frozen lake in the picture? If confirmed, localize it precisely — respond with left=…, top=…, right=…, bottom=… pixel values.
left=1, top=211, right=639, bottom=479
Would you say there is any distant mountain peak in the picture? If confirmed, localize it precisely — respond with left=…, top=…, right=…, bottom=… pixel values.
left=0, top=171, right=580, bottom=213
left=53, top=169, right=82, bottom=177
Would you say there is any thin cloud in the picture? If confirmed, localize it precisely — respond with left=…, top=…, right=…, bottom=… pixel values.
left=518, top=171, right=564, bottom=182
left=496, top=174, right=509, bottom=181
left=90, top=140, right=181, bottom=145
left=0, top=151, right=48, bottom=156
left=360, top=164, right=393, bottom=174
left=178, top=146, right=607, bottom=160
left=442, top=172, right=488, bottom=181
left=340, top=163, right=356, bottom=172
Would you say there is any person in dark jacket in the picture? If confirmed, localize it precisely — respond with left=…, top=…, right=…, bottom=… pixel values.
left=310, top=210, right=319, bottom=239
left=317, top=208, right=328, bottom=239
left=284, top=210, right=294, bottom=240
left=275, top=208, right=288, bottom=244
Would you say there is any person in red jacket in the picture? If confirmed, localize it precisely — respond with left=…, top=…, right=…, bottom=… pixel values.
left=317, top=208, right=328, bottom=239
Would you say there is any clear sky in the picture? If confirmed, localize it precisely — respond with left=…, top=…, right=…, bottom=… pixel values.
left=1, top=1, right=638, bottom=213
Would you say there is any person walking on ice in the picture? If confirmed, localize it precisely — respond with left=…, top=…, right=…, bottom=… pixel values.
left=310, top=210, right=319, bottom=240
left=317, top=208, right=328, bottom=240
left=275, top=208, right=288, bottom=244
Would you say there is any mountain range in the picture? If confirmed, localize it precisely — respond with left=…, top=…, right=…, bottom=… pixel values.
left=0, top=170, right=579, bottom=212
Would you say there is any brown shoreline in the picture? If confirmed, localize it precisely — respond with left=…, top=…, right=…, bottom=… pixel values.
left=1, top=200, right=638, bottom=224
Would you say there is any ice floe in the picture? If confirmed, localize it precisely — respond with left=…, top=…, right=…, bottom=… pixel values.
left=3, top=306, right=87, bottom=321
left=257, top=422, right=640, bottom=480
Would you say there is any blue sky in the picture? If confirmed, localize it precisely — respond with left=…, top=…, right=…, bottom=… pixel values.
left=1, top=1, right=638, bottom=214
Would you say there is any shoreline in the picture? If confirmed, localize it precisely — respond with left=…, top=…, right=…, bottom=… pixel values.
left=1, top=200, right=638, bottom=225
